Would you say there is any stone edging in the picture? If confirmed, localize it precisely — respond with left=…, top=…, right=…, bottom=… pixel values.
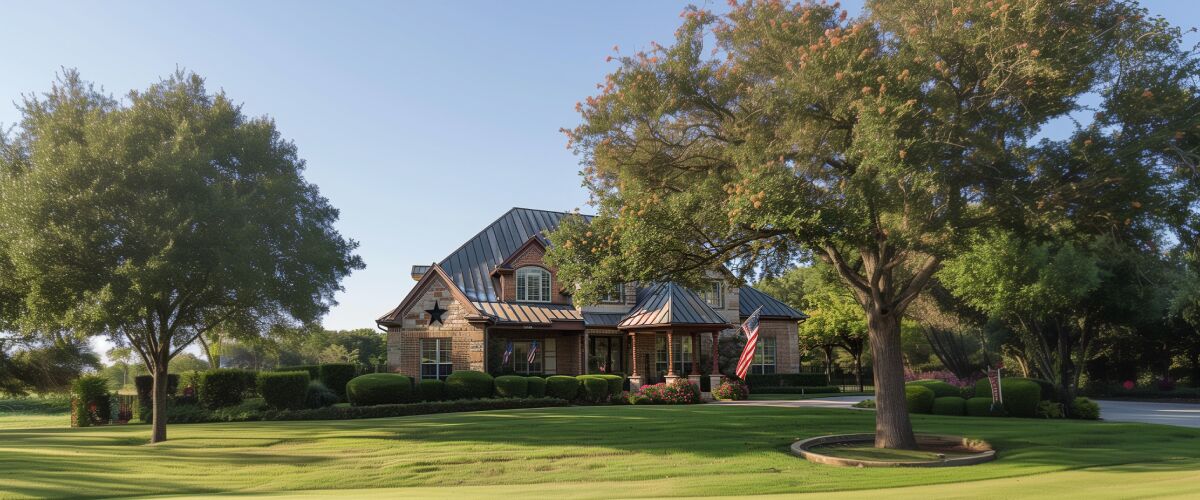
left=790, top=433, right=996, bottom=468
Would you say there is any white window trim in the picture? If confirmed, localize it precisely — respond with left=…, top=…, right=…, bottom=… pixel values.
left=515, top=266, right=552, bottom=303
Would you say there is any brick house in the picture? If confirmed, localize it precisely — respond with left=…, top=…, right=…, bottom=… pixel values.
left=376, top=208, right=807, bottom=391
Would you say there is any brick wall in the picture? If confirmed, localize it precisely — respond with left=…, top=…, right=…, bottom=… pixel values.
left=386, top=275, right=485, bottom=379
left=760, top=319, right=800, bottom=374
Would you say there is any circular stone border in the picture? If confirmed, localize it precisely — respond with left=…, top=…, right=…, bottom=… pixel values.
left=790, top=433, right=996, bottom=468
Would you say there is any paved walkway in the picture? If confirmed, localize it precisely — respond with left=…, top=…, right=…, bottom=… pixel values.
left=712, top=396, right=1200, bottom=428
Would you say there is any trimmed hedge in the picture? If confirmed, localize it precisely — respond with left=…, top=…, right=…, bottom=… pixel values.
left=494, top=375, right=529, bottom=398
left=258, top=371, right=310, bottom=410
left=304, top=381, right=340, bottom=409
left=134, top=374, right=180, bottom=423
left=199, top=369, right=251, bottom=409
left=966, top=397, right=1003, bottom=417
left=262, top=398, right=568, bottom=422
left=749, top=385, right=841, bottom=394
left=347, top=373, right=413, bottom=406
left=278, top=365, right=321, bottom=381
left=905, top=385, right=935, bottom=414
left=973, top=377, right=1044, bottom=417
left=932, top=396, right=966, bottom=416
left=580, top=377, right=609, bottom=402
left=545, top=375, right=580, bottom=400
left=745, top=373, right=828, bottom=387
left=907, top=379, right=962, bottom=398
left=1071, top=397, right=1101, bottom=420
left=416, top=379, right=446, bottom=402
left=445, top=371, right=495, bottom=400
left=526, top=376, right=546, bottom=398
left=318, top=364, right=357, bottom=400
left=71, top=375, right=112, bottom=427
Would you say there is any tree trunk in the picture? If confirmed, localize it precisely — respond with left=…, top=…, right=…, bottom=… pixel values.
left=854, top=353, right=864, bottom=392
left=822, top=346, right=834, bottom=386
left=151, top=357, right=169, bottom=443
left=867, top=311, right=917, bottom=449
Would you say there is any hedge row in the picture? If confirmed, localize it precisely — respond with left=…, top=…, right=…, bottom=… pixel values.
left=905, top=378, right=1099, bottom=419
left=163, top=397, right=570, bottom=424
left=341, top=371, right=629, bottom=407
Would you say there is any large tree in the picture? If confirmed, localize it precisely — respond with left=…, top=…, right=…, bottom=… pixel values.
left=0, top=71, right=363, bottom=442
left=547, top=0, right=1171, bottom=448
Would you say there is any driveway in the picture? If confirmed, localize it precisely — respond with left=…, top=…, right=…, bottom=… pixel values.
left=713, top=395, right=1200, bottom=428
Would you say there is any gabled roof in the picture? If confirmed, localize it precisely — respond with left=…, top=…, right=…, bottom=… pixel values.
left=490, top=236, right=547, bottom=275
left=377, top=263, right=484, bottom=327
left=439, top=208, right=592, bottom=302
left=618, top=283, right=732, bottom=330
left=739, top=285, right=808, bottom=320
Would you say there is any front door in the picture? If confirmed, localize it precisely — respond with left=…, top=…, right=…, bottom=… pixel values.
left=588, top=336, right=624, bottom=374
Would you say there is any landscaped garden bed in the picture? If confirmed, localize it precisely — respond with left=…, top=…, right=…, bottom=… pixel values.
left=791, top=433, right=995, bottom=468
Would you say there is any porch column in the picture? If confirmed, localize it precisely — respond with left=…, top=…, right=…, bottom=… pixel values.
left=666, top=330, right=678, bottom=383
left=690, top=333, right=701, bottom=375
left=709, top=331, right=722, bottom=392
left=629, top=332, right=642, bottom=390
left=582, top=330, right=589, bottom=375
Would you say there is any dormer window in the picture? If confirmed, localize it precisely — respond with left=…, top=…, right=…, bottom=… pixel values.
left=516, top=266, right=552, bottom=302
left=699, top=280, right=724, bottom=308
left=601, top=283, right=624, bottom=303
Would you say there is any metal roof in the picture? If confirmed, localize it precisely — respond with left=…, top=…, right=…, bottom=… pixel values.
left=438, top=208, right=591, bottom=302
left=739, top=285, right=808, bottom=320
left=618, top=283, right=732, bottom=329
left=583, top=312, right=625, bottom=328
left=472, top=301, right=583, bottom=325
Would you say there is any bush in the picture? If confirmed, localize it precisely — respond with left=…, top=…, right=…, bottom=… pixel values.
left=134, top=374, right=180, bottom=423
left=494, top=375, right=529, bottom=398
left=415, top=379, right=446, bottom=402
left=525, top=376, right=546, bottom=398
left=545, top=375, right=580, bottom=400
left=745, top=373, right=827, bottom=387
left=1036, top=400, right=1065, bottom=419
left=346, top=373, right=413, bottom=406
left=905, top=385, right=935, bottom=414
left=966, top=397, right=1005, bottom=417
left=71, top=375, right=111, bottom=427
left=580, top=377, right=610, bottom=402
left=258, top=371, right=310, bottom=410
left=1029, top=378, right=1056, bottom=401
left=1071, top=397, right=1101, bottom=420
left=318, top=364, right=357, bottom=401
left=445, top=371, right=494, bottom=400
left=278, top=365, right=321, bottom=381
left=712, top=378, right=749, bottom=401
left=304, top=381, right=340, bottom=409
left=852, top=399, right=876, bottom=408
left=751, top=386, right=841, bottom=394
left=973, top=377, right=1043, bottom=417
left=636, top=379, right=701, bottom=404
left=597, top=374, right=623, bottom=395
left=199, top=369, right=251, bottom=409
left=907, top=379, right=962, bottom=398
left=263, top=398, right=567, bottom=422
left=931, top=396, right=965, bottom=416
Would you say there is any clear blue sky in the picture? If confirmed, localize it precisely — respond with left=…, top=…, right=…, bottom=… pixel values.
left=1, top=1, right=1195, bottom=342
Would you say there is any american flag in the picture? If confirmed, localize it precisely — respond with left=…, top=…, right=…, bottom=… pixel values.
left=527, top=340, right=539, bottom=364
left=502, top=341, right=513, bottom=366
left=735, top=306, right=764, bottom=380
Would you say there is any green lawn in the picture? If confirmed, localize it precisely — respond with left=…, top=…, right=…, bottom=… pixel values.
left=1, top=405, right=1199, bottom=499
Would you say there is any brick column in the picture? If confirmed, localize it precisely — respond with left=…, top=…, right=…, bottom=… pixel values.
left=709, top=331, right=722, bottom=392
left=690, top=333, right=700, bottom=375
left=666, top=330, right=678, bottom=383
left=628, top=332, right=642, bottom=390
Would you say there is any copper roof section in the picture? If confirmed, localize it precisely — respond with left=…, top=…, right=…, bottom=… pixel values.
left=618, top=283, right=733, bottom=330
left=473, top=301, right=583, bottom=325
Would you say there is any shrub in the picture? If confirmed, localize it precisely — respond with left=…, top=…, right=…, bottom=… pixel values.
left=973, top=377, right=1043, bottom=417
left=905, top=385, right=935, bottom=414
left=931, top=396, right=966, bottom=416
left=1036, top=400, right=1065, bottom=419
left=597, top=374, right=623, bottom=395
left=712, top=378, right=750, bottom=401
left=580, top=377, right=610, bottom=402
left=199, top=369, right=251, bottom=409
left=445, top=371, right=494, bottom=400
left=1029, top=379, right=1056, bottom=401
left=745, top=373, right=828, bottom=387
left=318, top=364, right=357, bottom=400
left=1071, top=397, right=1101, bottom=420
left=525, top=376, right=546, bottom=398
left=258, top=371, right=310, bottom=410
left=262, top=398, right=568, bottom=422
left=751, top=386, right=841, bottom=394
left=907, top=379, right=961, bottom=398
left=416, top=379, right=446, bottom=402
left=304, top=381, right=340, bottom=409
left=636, top=379, right=701, bottom=404
left=346, top=373, right=413, bottom=406
left=852, top=399, right=876, bottom=408
left=134, top=374, right=180, bottom=423
left=545, top=375, right=580, bottom=400
left=965, top=397, right=1005, bottom=417
left=494, top=375, right=529, bottom=398
left=278, top=365, right=321, bottom=381
left=71, top=375, right=112, bottom=427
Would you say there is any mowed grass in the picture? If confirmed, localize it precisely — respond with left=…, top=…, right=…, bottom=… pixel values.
left=0, top=405, right=1199, bottom=499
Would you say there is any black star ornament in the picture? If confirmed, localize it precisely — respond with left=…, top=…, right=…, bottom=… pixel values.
left=425, top=301, right=447, bottom=325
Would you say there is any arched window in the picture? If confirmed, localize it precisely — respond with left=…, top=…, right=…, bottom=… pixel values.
left=515, top=267, right=552, bottom=302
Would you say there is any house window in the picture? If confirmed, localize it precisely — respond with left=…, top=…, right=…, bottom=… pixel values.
left=699, top=281, right=724, bottom=308
left=516, top=267, right=552, bottom=302
left=600, top=283, right=624, bottom=303
left=500, top=338, right=556, bottom=375
left=654, top=335, right=693, bottom=376
left=420, top=338, right=453, bottom=380
left=588, top=336, right=624, bottom=373
left=751, top=336, right=776, bottom=375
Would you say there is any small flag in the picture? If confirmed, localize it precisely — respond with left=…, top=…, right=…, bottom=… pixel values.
left=502, top=341, right=513, bottom=366
left=527, top=340, right=539, bottom=365
left=735, top=306, right=764, bottom=380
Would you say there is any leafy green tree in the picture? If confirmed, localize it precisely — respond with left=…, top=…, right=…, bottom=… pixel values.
left=0, top=71, right=363, bottom=442
left=547, top=0, right=1166, bottom=448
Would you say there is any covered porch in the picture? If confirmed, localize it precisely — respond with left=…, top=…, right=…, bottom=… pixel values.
left=614, top=282, right=733, bottom=393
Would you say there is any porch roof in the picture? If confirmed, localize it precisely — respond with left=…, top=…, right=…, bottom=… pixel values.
left=618, top=282, right=732, bottom=330
left=472, top=300, right=583, bottom=325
